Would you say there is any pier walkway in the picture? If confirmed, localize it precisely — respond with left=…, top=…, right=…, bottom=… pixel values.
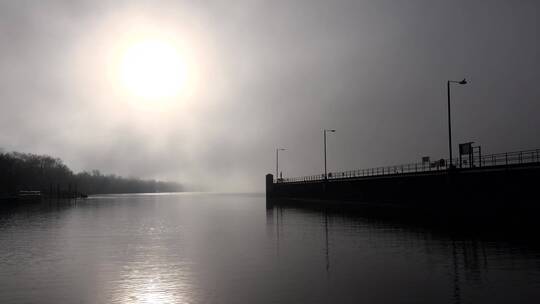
left=277, top=149, right=540, bottom=184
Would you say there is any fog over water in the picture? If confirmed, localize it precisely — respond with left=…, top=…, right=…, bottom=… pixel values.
left=1, top=1, right=539, bottom=191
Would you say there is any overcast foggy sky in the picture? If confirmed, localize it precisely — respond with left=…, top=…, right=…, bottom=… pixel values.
left=1, top=0, right=539, bottom=191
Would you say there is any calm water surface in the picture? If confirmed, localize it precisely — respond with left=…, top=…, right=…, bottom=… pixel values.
left=1, top=193, right=539, bottom=303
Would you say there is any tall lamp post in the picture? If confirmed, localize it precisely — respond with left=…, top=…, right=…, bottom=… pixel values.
left=276, top=148, right=286, bottom=180
left=324, top=129, right=336, bottom=180
left=447, top=78, right=467, bottom=169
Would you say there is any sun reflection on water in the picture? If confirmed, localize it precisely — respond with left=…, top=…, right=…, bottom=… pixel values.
left=113, top=265, right=195, bottom=304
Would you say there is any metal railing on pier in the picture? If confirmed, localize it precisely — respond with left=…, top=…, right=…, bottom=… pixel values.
left=276, top=149, right=540, bottom=184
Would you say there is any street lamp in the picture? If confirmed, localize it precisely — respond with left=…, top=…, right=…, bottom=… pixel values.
left=447, top=78, right=467, bottom=169
left=323, top=129, right=336, bottom=180
left=276, top=148, right=286, bottom=180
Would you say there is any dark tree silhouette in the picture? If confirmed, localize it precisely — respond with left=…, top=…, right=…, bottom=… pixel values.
left=0, top=151, right=183, bottom=196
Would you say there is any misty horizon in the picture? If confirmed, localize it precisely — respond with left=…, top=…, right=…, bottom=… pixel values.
left=2, top=2, right=540, bottom=304
left=1, top=1, right=539, bottom=191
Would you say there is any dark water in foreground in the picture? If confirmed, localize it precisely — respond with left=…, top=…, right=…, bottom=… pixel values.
left=1, top=193, right=539, bottom=304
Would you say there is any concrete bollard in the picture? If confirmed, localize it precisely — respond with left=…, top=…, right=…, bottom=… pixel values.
left=266, top=174, right=274, bottom=199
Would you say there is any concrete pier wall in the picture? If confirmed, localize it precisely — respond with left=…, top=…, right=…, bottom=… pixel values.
left=266, top=164, right=540, bottom=212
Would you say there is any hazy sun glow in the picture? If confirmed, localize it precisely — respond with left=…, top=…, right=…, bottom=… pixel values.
left=119, top=39, right=188, bottom=100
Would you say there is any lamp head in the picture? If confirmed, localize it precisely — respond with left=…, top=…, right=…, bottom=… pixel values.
left=459, top=78, right=467, bottom=85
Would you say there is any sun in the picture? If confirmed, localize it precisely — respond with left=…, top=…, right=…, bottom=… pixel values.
left=119, top=39, right=188, bottom=100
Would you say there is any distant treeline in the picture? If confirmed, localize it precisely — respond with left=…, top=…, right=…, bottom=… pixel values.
left=0, top=151, right=183, bottom=195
